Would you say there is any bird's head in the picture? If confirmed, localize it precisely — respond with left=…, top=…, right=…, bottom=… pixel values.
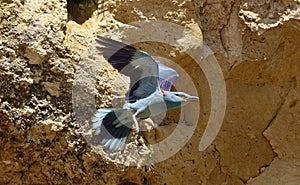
left=163, top=91, right=199, bottom=108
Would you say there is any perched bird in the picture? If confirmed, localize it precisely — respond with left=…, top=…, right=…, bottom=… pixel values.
left=92, top=36, right=199, bottom=151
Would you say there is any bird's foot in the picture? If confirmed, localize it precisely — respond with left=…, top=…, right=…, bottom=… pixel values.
left=132, top=114, right=140, bottom=133
left=133, top=122, right=140, bottom=133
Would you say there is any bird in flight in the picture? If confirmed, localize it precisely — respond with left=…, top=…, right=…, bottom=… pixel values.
left=92, top=36, right=199, bottom=151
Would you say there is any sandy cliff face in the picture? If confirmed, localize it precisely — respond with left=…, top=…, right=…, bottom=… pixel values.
left=0, top=0, right=299, bottom=184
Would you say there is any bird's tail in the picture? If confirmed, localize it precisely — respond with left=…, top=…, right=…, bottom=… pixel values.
left=91, top=108, right=133, bottom=151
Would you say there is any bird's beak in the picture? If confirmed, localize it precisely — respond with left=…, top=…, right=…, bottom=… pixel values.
left=186, top=96, right=199, bottom=102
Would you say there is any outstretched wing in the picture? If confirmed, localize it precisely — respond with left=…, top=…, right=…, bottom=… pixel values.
left=95, top=36, right=159, bottom=102
left=158, top=63, right=179, bottom=91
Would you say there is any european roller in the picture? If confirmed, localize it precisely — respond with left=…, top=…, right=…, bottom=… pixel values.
left=92, top=36, right=199, bottom=151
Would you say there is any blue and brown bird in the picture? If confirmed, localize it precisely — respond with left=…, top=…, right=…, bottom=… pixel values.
left=92, top=36, right=199, bottom=151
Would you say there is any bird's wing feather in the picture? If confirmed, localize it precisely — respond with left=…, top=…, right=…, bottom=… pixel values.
left=158, top=63, right=179, bottom=91
left=96, top=36, right=159, bottom=102
left=92, top=109, right=132, bottom=151
left=95, top=36, right=136, bottom=71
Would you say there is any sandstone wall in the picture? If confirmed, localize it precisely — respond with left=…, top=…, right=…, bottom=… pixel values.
left=0, top=0, right=299, bottom=184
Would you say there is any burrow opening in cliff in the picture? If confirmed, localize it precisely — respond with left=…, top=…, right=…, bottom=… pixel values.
left=67, top=0, right=97, bottom=24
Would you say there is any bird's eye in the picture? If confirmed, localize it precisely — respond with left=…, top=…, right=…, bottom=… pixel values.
left=175, top=94, right=184, bottom=98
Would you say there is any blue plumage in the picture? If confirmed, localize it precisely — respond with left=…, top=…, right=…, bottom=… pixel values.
left=92, top=109, right=132, bottom=151
left=92, top=36, right=199, bottom=151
